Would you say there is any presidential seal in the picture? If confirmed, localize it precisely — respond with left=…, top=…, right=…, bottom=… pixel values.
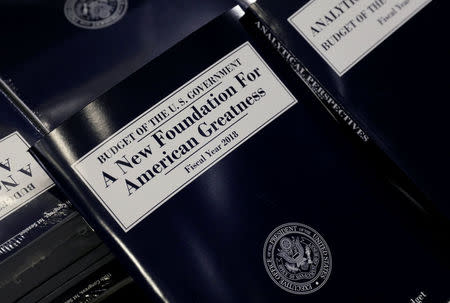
left=263, top=222, right=332, bottom=294
left=64, top=0, right=128, bottom=30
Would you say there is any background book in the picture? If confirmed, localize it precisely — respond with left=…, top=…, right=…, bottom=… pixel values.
left=0, top=91, right=77, bottom=263
left=246, top=0, right=450, bottom=220
left=31, top=7, right=450, bottom=302
left=0, top=91, right=114, bottom=303
left=0, top=0, right=237, bottom=131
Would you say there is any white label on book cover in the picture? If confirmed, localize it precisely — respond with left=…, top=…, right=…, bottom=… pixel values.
left=0, top=132, right=54, bottom=220
left=72, top=42, right=297, bottom=232
left=288, top=0, right=431, bottom=75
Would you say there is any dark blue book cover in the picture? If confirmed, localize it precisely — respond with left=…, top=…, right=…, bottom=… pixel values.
left=1, top=2, right=236, bottom=299
left=31, top=7, right=449, bottom=302
left=0, top=0, right=236, bottom=131
left=246, top=0, right=450, bottom=219
left=0, top=93, right=110, bottom=303
left=0, top=0, right=236, bottom=263
left=0, top=92, right=75, bottom=263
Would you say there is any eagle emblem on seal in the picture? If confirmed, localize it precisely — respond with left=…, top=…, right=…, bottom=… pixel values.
left=263, top=223, right=332, bottom=294
left=277, top=236, right=316, bottom=273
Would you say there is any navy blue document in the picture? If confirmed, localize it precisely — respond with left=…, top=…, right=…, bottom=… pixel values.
left=31, top=7, right=449, bottom=302
left=0, top=0, right=235, bottom=266
left=0, top=0, right=236, bottom=131
left=0, top=92, right=75, bottom=263
left=0, top=92, right=110, bottom=303
left=246, top=0, right=450, bottom=219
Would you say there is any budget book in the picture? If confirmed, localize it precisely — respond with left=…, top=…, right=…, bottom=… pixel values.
left=30, top=6, right=449, bottom=303
left=246, top=0, right=449, bottom=220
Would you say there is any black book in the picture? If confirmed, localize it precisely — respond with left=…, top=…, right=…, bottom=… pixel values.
left=0, top=91, right=112, bottom=303
left=0, top=0, right=236, bottom=130
left=30, top=6, right=449, bottom=302
left=0, top=0, right=235, bottom=257
left=246, top=0, right=450, bottom=219
left=0, top=1, right=236, bottom=301
left=0, top=92, right=75, bottom=262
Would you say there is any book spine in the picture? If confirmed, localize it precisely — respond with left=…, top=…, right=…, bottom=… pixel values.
left=0, top=77, right=48, bottom=134
left=245, top=7, right=370, bottom=144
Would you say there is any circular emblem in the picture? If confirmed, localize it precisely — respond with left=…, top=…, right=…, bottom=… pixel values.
left=263, top=222, right=332, bottom=294
left=64, top=0, right=128, bottom=30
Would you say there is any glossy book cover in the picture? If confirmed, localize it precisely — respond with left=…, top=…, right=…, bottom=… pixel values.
left=31, top=7, right=449, bottom=303
left=0, top=92, right=74, bottom=263
left=0, top=0, right=236, bottom=265
left=0, top=0, right=236, bottom=130
left=0, top=92, right=110, bottom=303
left=247, top=0, right=450, bottom=219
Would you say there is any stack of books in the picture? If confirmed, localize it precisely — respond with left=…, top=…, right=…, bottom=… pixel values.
left=1, top=0, right=448, bottom=302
